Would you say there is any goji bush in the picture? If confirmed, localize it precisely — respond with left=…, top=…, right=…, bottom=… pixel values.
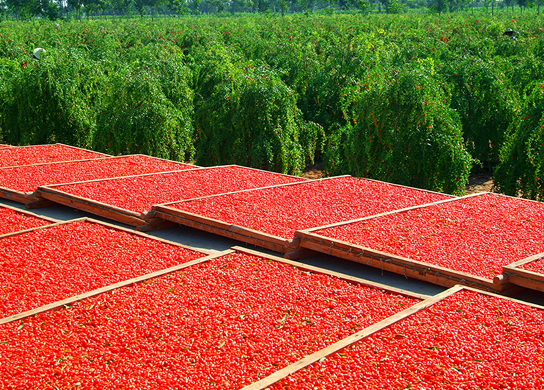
left=270, top=289, right=544, bottom=389
left=494, top=82, right=544, bottom=201
left=0, top=251, right=418, bottom=388
left=315, top=193, right=544, bottom=280
left=167, top=176, right=451, bottom=239
left=0, top=144, right=106, bottom=168
left=49, top=166, right=305, bottom=214
left=0, top=206, right=51, bottom=235
left=0, top=220, right=205, bottom=318
left=0, top=155, right=195, bottom=193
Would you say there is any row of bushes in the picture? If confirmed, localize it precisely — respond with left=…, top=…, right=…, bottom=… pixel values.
left=1, top=14, right=544, bottom=198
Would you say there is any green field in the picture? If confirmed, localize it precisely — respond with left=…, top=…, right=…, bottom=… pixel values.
left=1, top=13, right=543, bottom=198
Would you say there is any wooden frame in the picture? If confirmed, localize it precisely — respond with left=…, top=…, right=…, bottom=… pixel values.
left=295, top=193, right=520, bottom=292
left=153, top=175, right=452, bottom=254
left=241, top=284, right=544, bottom=390
left=0, top=202, right=59, bottom=235
left=38, top=165, right=306, bottom=230
left=0, top=216, right=218, bottom=325
left=503, top=253, right=544, bottom=292
left=0, top=244, right=426, bottom=326
left=0, top=154, right=196, bottom=208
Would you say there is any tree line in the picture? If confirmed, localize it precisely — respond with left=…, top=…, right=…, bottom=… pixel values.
left=1, top=0, right=542, bottom=21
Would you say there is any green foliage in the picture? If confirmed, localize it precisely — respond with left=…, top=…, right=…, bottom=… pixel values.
left=3, top=14, right=544, bottom=196
left=194, top=63, right=322, bottom=174
left=444, top=56, right=519, bottom=167
left=334, top=67, right=472, bottom=194
left=494, top=83, right=544, bottom=200
left=0, top=49, right=99, bottom=147
left=93, top=44, right=195, bottom=161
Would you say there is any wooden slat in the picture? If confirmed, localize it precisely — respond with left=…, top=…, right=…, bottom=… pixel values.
left=242, top=286, right=463, bottom=390
left=300, top=192, right=484, bottom=234
left=38, top=187, right=147, bottom=226
left=156, top=176, right=350, bottom=207
left=241, top=284, right=544, bottom=390
left=232, top=246, right=429, bottom=301
left=503, top=253, right=544, bottom=292
left=0, top=250, right=229, bottom=325
left=296, top=231, right=509, bottom=292
left=156, top=210, right=294, bottom=253
left=0, top=186, right=37, bottom=204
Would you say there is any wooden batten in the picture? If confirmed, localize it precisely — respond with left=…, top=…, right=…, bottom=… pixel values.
left=242, top=286, right=463, bottom=390
left=241, top=284, right=544, bottom=390
left=301, top=192, right=484, bottom=234
left=232, top=246, right=429, bottom=301
left=38, top=187, right=148, bottom=227
left=154, top=208, right=295, bottom=253
left=0, top=187, right=39, bottom=204
left=0, top=250, right=229, bottom=326
left=503, top=253, right=544, bottom=293
left=0, top=201, right=59, bottom=225
left=296, top=231, right=510, bottom=292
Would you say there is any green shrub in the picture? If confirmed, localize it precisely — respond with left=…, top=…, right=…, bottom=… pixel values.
left=332, top=67, right=472, bottom=195
left=494, top=83, right=544, bottom=200
left=444, top=56, right=518, bottom=167
left=194, top=64, right=322, bottom=174
left=0, top=49, right=99, bottom=147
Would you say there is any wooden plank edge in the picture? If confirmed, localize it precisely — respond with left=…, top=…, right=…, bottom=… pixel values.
left=232, top=246, right=429, bottom=301
left=229, top=164, right=312, bottom=182
left=55, top=143, right=111, bottom=157
left=241, top=285, right=464, bottom=390
left=128, top=154, right=200, bottom=168
left=154, top=176, right=351, bottom=207
left=299, top=193, right=485, bottom=234
left=242, top=284, right=544, bottom=390
left=359, top=176, right=458, bottom=199
left=0, top=187, right=35, bottom=204
left=504, top=252, right=544, bottom=269
left=0, top=217, right=88, bottom=239
left=156, top=211, right=294, bottom=252
left=502, top=273, right=544, bottom=293
left=0, top=201, right=59, bottom=224
left=81, top=217, right=217, bottom=256
left=164, top=214, right=291, bottom=253
left=0, top=250, right=232, bottom=326
left=38, top=187, right=146, bottom=227
left=0, top=155, right=112, bottom=170
left=39, top=168, right=197, bottom=189
left=155, top=209, right=293, bottom=246
left=41, top=165, right=238, bottom=189
left=298, top=234, right=505, bottom=292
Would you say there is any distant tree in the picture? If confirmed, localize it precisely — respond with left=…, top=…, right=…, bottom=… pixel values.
left=428, top=0, right=448, bottom=13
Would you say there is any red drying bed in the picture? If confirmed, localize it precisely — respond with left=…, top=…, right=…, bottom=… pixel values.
left=0, top=144, right=106, bottom=168
left=154, top=177, right=451, bottom=253
left=0, top=145, right=10, bottom=149
left=298, top=193, right=544, bottom=291
left=0, top=155, right=196, bottom=204
left=38, top=166, right=306, bottom=228
left=0, top=219, right=207, bottom=319
left=0, top=249, right=421, bottom=388
left=255, top=287, right=544, bottom=390
left=0, top=205, right=53, bottom=236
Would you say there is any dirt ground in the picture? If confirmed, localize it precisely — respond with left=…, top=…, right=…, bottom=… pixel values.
left=302, top=164, right=494, bottom=194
